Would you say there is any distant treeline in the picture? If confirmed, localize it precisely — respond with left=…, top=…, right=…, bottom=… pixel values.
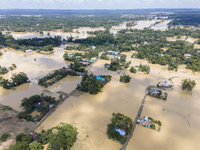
left=169, top=13, right=200, bottom=27
left=0, top=32, right=61, bottom=51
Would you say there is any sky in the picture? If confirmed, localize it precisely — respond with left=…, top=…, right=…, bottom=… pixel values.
left=0, top=0, right=200, bottom=9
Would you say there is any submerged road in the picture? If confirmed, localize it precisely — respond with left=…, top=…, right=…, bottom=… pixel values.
left=121, top=90, right=148, bottom=150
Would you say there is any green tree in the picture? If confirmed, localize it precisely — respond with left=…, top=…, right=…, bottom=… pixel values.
left=130, top=66, right=137, bottom=73
left=29, top=141, right=42, bottom=150
left=181, top=79, right=196, bottom=91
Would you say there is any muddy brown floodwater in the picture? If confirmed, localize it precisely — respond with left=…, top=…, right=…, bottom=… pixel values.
left=35, top=51, right=200, bottom=150
left=0, top=48, right=81, bottom=111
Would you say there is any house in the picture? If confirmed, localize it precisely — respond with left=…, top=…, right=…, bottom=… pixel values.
left=25, top=49, right=33, bottom=53
left=79, top=61, right=89, bottom=65
left=96, top=75, right=105, bottom=81
left=114, top=55, right=122, bottom=59
left=107, top=51, right=119, bottom=56
left=137, top=116, right=152, bottom=128
left=114, top=126, right=126, bottom=136
left=90, top=57, right=97, bottom=61
left=184, top=54, right=192, bottom=59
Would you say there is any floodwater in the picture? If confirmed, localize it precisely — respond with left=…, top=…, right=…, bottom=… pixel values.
left=4, top=27, right=105, bottom=40
left=131, top=20, right=159, bottom=30
left=0, top=48, right=81, bottom=111
left=36, top=51, right=200, bottom=150
left=151, top=20, right=171, bottom=31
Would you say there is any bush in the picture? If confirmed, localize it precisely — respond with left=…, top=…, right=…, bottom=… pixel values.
left=120, top=75, right=131, bottom=83
left=2, top=106, right=12, bottom=111
left=138, top=64, right=150, bottom=74
left=151, top=124, right=156, bottom=130
left=130, top=66, right=137, bottom=73
left=0, top=133, right=11, bottom=142
left=181, top=79, right=196, bottom=91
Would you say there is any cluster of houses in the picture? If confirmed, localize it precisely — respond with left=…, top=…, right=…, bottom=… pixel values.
left=157, top=80, right=173, bottom=88
left=148, top=88, right=161, bottom=96
left=137, top=116, right=152, bottom=128
left=67, top=52, right=97, bottom=65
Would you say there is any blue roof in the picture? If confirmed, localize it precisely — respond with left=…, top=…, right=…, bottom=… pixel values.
left=115, top=129, right=126, bottom=136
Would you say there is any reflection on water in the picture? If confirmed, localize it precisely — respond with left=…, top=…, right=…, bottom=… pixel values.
left=151, top=20, right=171, bottom=31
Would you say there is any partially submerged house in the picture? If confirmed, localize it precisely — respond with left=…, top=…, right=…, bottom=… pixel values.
left=137, top=116, right=152, bottom=128
left=115, top=126, right=126, bottom=136
left=157, top=80, right=173, bottom=88
left=96, top=75, right=105, bottom=81
left=106, top=51, right=119, bottom=57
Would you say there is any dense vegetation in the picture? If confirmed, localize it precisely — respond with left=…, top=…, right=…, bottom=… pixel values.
left=120, top=75, right=131, bottom=83
left=63, top=52, right=83, bottom=61
left=77, top=73, right=111, bottom=94
left=107, top=113, right=133, bottom=144
left=104, top=55, right=131, bottom=71
left=138, top=64, right=150, bottom=74
left=18, top=94, right=59, bottom=122
left=38, top=67, right=78, bottom=88
left=130, top=66, right=137, bottom=73
left=181, top=79, right=196, bottom=91
left=0, top=31, right=61, bottom=51
left=0, top=72, right=29, bottom=89
left=100, top=53, right=110, bottom=60
left=0, top=133, right=11, bottom=142
left=9, top=122, right=77, bottom=150
left=74, top=27, right=200, bottom=72
left=169, top=13, right=200, bottom=27
left=0, top=9, right=149, bottom=32
left=0, top=66, right=8, bottom=75
left=69, top=61, right=86, bottom=72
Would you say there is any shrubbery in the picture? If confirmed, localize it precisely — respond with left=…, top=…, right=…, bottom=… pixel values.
left=181, top=79, right=196, bottom=91
left=120, top=75, right=131, bottom=83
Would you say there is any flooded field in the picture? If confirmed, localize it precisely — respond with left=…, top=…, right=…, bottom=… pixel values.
left=35, top=50, right=200, bottom=150
left=0, top=48, right=81, bottom=111
left=167, top=36, right=198, bottom=44
left=151, top=20, right=171, bottom=31
left=3, top=27, right=105, bottom=40
left=1, top=23, right=200, bottom=149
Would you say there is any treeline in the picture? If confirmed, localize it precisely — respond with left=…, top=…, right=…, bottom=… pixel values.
left=169, top=13, right=200, bottom=27
left=0, top=72, right=29, bottom=89
left=0, top=32, right=61, bottom=51
left=9, top=122, right=77, bottom=150
left=38, top=67, right=78, bottom=88
left=0, top=12, right=147, bottom=32
left=18, top=94, right=58, bottom=122
left=77, top=73, right=112, bottom=94
left=17, top=36, right=61, bottom=47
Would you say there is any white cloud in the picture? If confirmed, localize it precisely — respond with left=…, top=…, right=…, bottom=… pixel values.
left=0, top=0, right=200, bottom=9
